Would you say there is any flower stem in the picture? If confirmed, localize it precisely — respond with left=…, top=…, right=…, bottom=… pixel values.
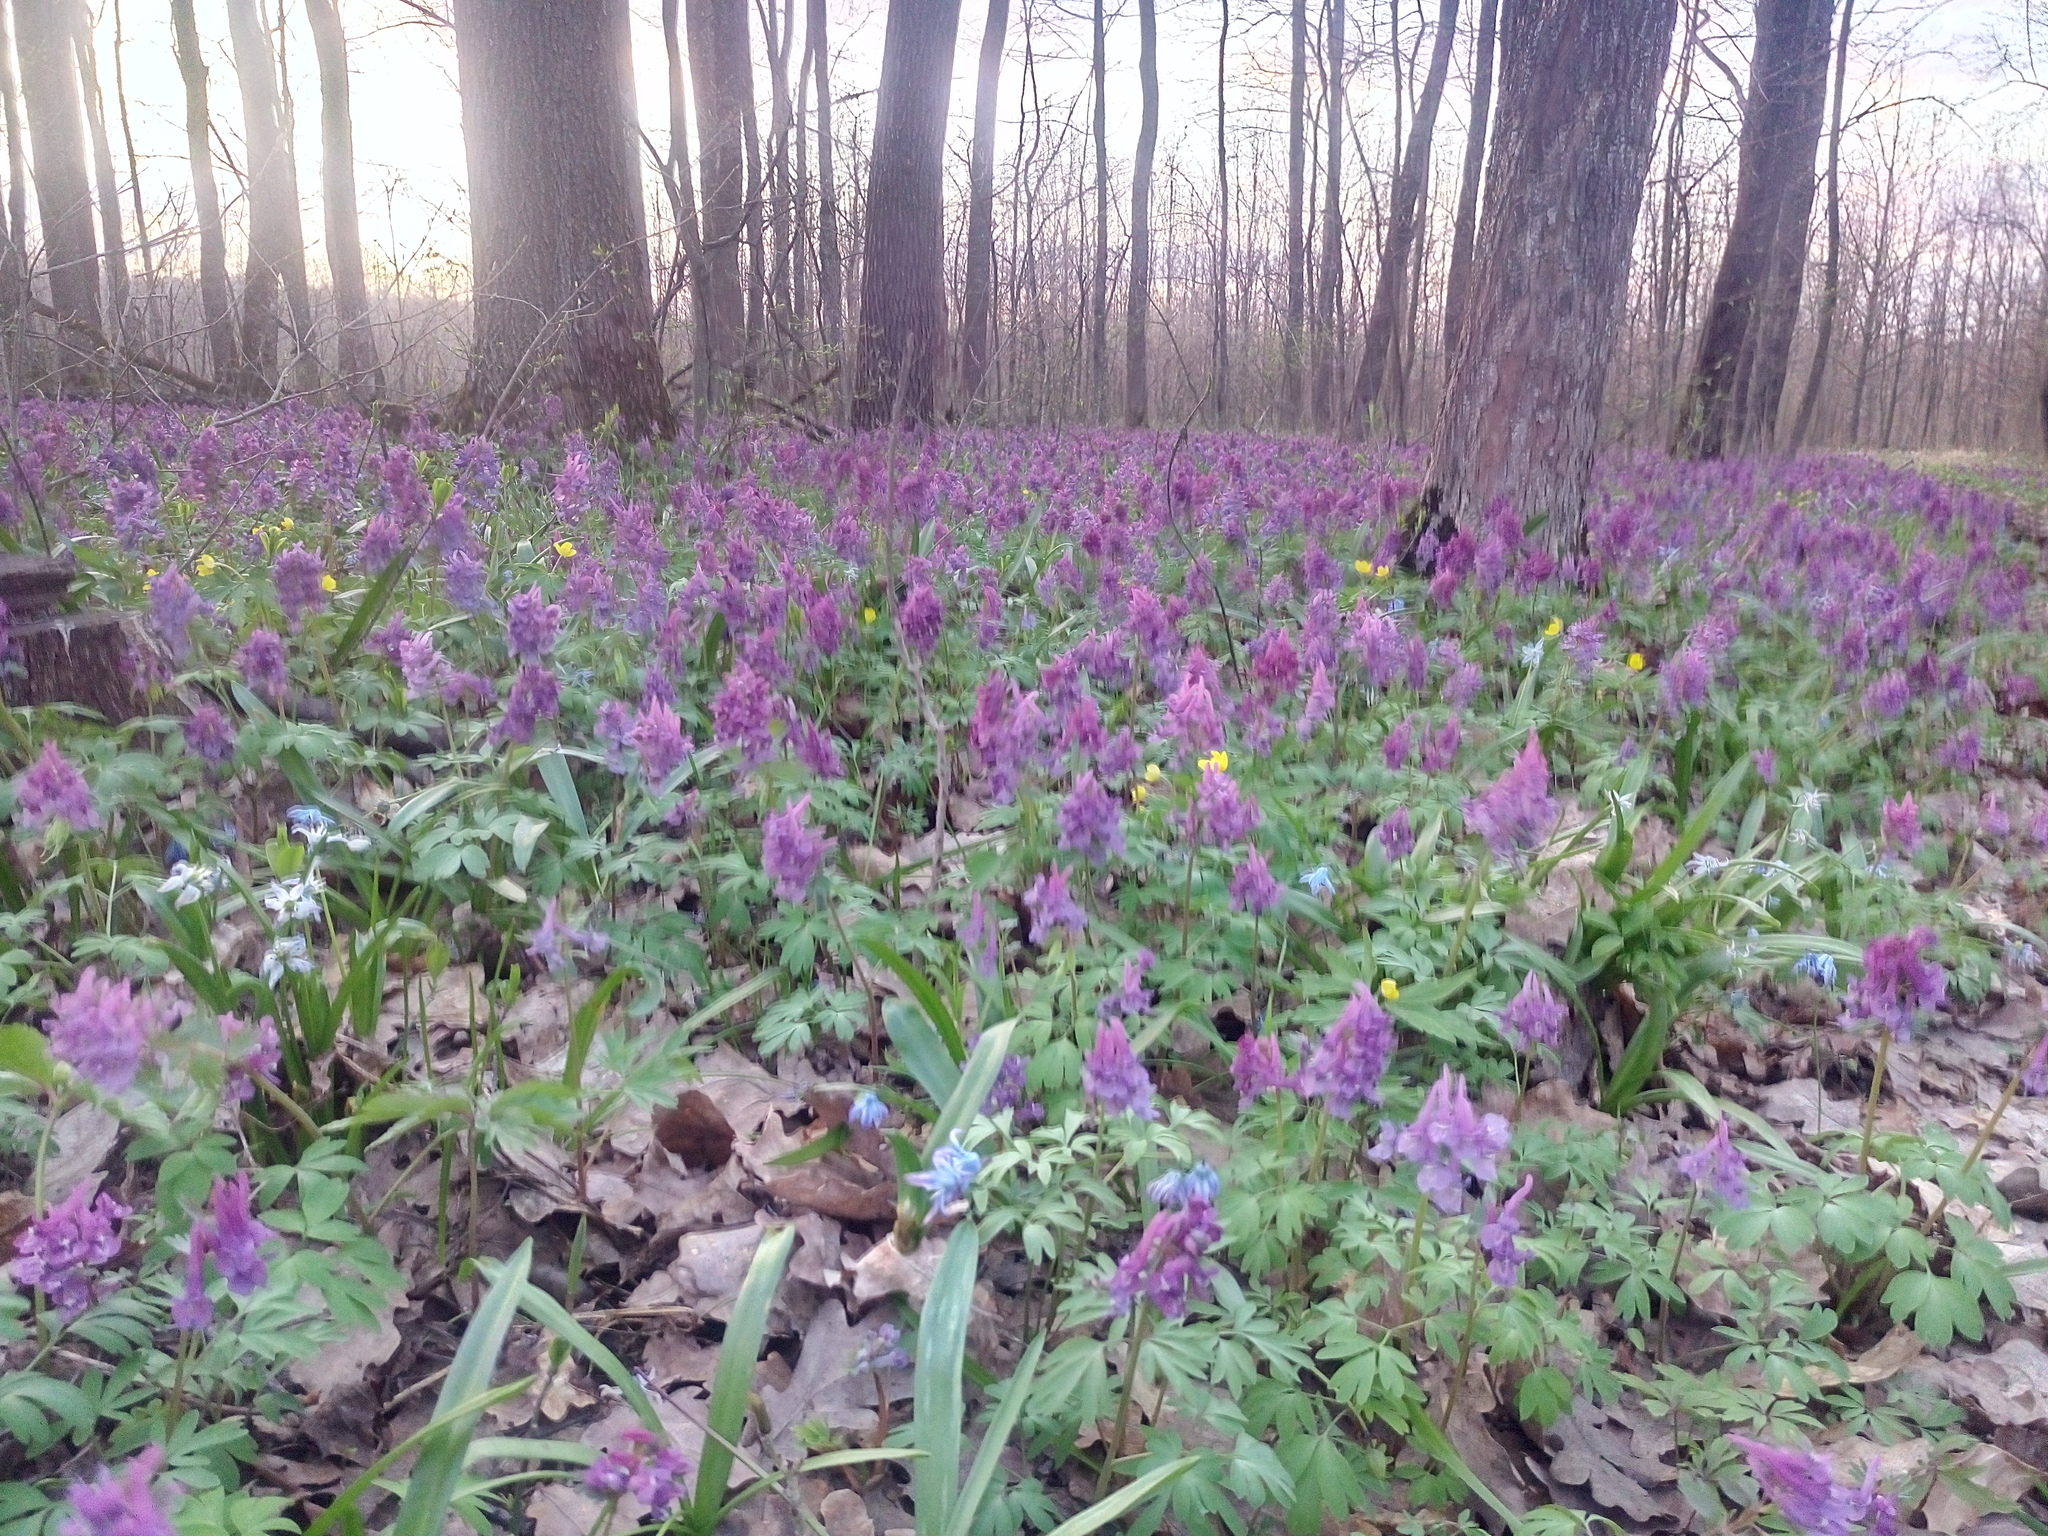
left=1096, top=1302, right=1153, bottom=1499
left=1394, top=1201, right=1429, bottom=1329
left=1658, top=1186, right=1700, bottom=1362
left=1435, top=1245, right=1488, bottom=1432
left=1858, top=1032, right=1892, bottom=1175
left=1921, top=1063, right=2023, bottom=1235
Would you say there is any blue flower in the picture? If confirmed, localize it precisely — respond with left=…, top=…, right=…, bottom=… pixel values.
left=1146, top=1162, right=1221, bottom=1209
left=849, top=1090, right=888, bottom=1129
left=1793, top=952, right=1838, bottom=990
left=1299, top=865, right=1336, bottom=900
left=905, top=1132, right=982, bottom=1219
left=851, top=1322, right=912, bottom=1374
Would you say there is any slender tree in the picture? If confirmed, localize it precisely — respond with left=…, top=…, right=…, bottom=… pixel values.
left=1211, top=0, right=1229, bottom=422
left=112, top=0, right=153, bottom=294
left=963, top=0, right=1010, bottom=407
left=1350, top=0, right=1459, bottom=431
left=1090, top=0, right=1108, bottom=412
left=1440, top=0, right=1494, bottom=361
left=1674, top=0, right=1834, bottom=457
left=807, top=0, right=843, bottom=363
left=1788, top=0, right=1852, bottom=450
left=1124, top=0, right=1158, bottom=426
left=72, top=10, right=129, bottom=348
left=452, top=0, right=673, bottom=436
left=15, top=0, right=100, bottom=377
left=850, top=0, right=964, bottom=427
left=1425, top=0, right=1677, bottom=555
left=305, top=0, right=384, bottom=399
left=1311, top=0, right=1345, bottom=427
left=1282, top=0, right=1307, bottom=423
left=226, top=0, right=316, bottom=391
left=659, top=0, right=709, bottom=420
left=688, top=0, right=751, bottom=407
left=170, top=0, right=238, bottom=384
left=0, top=0, right=25, bottom=359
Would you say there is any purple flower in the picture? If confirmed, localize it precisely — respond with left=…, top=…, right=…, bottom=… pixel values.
left=1084, top=1017, right=1157, bottom=1119
left=1661, top=646, right=1711, bottom=714
left=1231, top=1033, right=1291, bottom=1108
left=1752, top=747, right=1777, bottom=785
left=206, top=1172, right=275, bottom=1293
left=237, top=628, right=290, bottom=704
left=1229, top=847, right=1285, bottom=914
left=1107, top=1196, right=1222, bottom=1319
left=630, top=699, right=691, bottom=784
left=712, top=662, right=780, bottom=767
left=961, top=894, right=1003, bottom=978
left=1372, top=807, right=1414, bottom=861
left=523, top=898, right=610, bottom=975
left=506, top=585, right=562, bottom=662
left=493, top=664, right=561, bottom=745
left=1096, top=952, right=1156, bottom=1021
left=1844, top=927, right=1945, bottom=1042
left=1370, top=1067, right=1511, bottom=1214
left=762, top=794, right=830, bottom=902
left=58, top=1445, right=176, bottom=1536
left=1479, top=1173, right=1535, bottom=1286
left=149, top=569, right=212, bottom=664
left=1863, top=670, right=1912, bottom=719
left=1497, top=971, right=1566, bottom=1054
left=1193, top=766, right=1262, bottom=845
left=1297, top=984, right=1395, bottom=1118
left=1162, top=673, right=1224, bottom=758
left=1727, top=1436, right=1887, bottom=1536
left=222, top=1015, right=281, bottom=1103
left=273, top=545, right=328, bottom=626
left=1058, top=771, right=1125, bottom=863
left=984, top=1049, right=1041, bottom=1124
left=1879, top=794, right=1920, bottom=858
left=398, top=634, right=450, bottom=700
left=1676, top=1113, right=1750, bottom=1206
left=1464, top=732, right=1557, bottom=861
left=1421, top=715, right=1463, bottom=773
left=47, top=968, right=163, bottom=1092
left=446, top=548, right=490, bottom=613
left=852, top=1321, right=913, bottom=1374
left=1298, top=662, right=1335, bottom=739
left=584, top=1429, right=694, bottom=1517
left=2022, top=1034, right=2048, bottom=1097
left=11, top=1184, right=130, bottom=1319
left=173, top=1229, right=213, bottom=1331
left=899, top=583, right=943, bottom=655
left=789, top=717, right=843, bottom=779
left=1024, top=865, right=1086, bottom=944
left=1981, top=794, right=2011, bottom=840
left=16, top=740, right=98, bottom=831
left=181, top=704, right=237, bottom=769
left=1382, top=717, right=1414, bottom=770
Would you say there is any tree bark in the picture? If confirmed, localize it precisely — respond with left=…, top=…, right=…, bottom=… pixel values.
left=1788, top=0, right=1851, bottom=450
left=1311, top=0, right=1345, bottom=428
left=72, top=10, right=128, bottom=349
left=962, top=0, right=1009, bottom=407
left=807, top=0, right=842, bottom=362
left=1282, top=0, right=1306, bottom=425
left=688, top=0, right=751, bottom=407
left=659, top=0, right=709, bottom=422
left=304, top=0, right=383, bottom=400
left=1439, top=0, right=1494, bottom=363
left=453, top=0, right=674, bottom=438
left=15, top=0, right=100, bottom=378
left=0, top=0, right=26, bottom=365
left=1425, top=0, right=1676, bottom=557
left=112, top=0, right=153, bottom=290
left=226, top=0, right=316, bottom=392
left=1350, top=0, right=1458, bottom=432
left=169, top=0, right=238, bottom=385
left=849, top=0, right=963, bottom=428
left=1673, top=0, right=1833, bottom=458
left=1090, top=0, right=1108, bottom=413
left=1211, top=0, right=1228, bottom=423
left=1123, top=0, right=1157, bottom=426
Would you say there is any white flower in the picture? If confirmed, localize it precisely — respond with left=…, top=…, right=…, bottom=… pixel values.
left=262, top=871, right=326, bottom=925
left=261, top=934, right=315, bottom=987
left=1686, top=852, right=1727, bottom=877
left=159, top=861, right=222, bottom=908
left=1520, top=641, right=1545, bottom=669
left=1790, top=787, right=1828, bottom=815
left=1608, top=790, right=1636, bottom=813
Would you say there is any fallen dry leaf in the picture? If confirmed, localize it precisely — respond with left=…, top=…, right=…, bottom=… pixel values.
left=1923, top=1442, right=2041, bottom=1534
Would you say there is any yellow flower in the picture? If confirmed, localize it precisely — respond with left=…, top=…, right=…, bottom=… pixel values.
left=1200, top=749, right=1229, bottom=774
left=1379, top=978, right=1400, bottom=1001
left=1144, top=762, right=1162, bottom=784
left=279, top=517, right=294, bottom=531
left=1544, top=617, right=1563, bottom=638
left=145, top=567, right=159, bottom=578
left=1131, top=784, right=1148, bottom=806
left=1376, top=564, right=1391, bottom=579
left=554, top=540, right=577, bottom=558
left=1354, top=558, right=1373, bottom=575
left=1627, top=652, right=1646, bottom=671
left=320, top=573, right=338, bottom=592
left=195, top=554, right=217, bottom=577
left=862, top=606, right=878, bottom=624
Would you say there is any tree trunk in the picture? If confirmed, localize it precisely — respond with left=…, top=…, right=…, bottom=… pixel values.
left=849, top=0, right=964, bottom=429
left=0, top=0, right=27, bottom=366
left=304, top=0, right=383, bottom=400
left=1672, top=0, right=1833, bottom=458
left=1788, top=0, right=1851, bottom=450
left=808, top=0, right=842, bottom=364
left=1123, top=0, right=1157, bottom=426
left=1211, top=0, right=1228, bottom=423
left=170, top=0, right=238, bottom=385
left=1282, top=0, right=1306, bottom=425
left=1090, top=0, right=1108, bottom=413
left=15, top=0, right=100, bottom=379
left=688, top=0, right=750, bottom=408
left=226, top=0, right=316, bottom=392
left=962, top=0, right=1009, bottom=407
left=1439, top=0, right=1494, bottom=362
left=1425, top=0, right=1676, bottom=556
left=72, top=10, right=129, bottom=350
left=453, top=0, right=674, bottom=438
left=112, top=0, right=153, bottom=294
left=1311, top=0, right=1345, bottom=428
left=659, top=0, right=709, bottom=423
left=1350, top=0, right=1458, bottom=431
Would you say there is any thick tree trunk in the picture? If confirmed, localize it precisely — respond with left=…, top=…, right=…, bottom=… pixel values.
left=1282, top=0, right=1306, bottom=425
left=1311, top=0, right=1345, bottom=428
left=453, top=0, right=673, bottom=438
left=15, top=0, right=101, bottom=379
left=304, top=0, right=383, bottom=400
left=688, top=0, right=750, bottom=408
left=1425, top=0, right=1676, bottom=557
left=1788, top=0, right=1851, bottom=450
left=170, top=0, right=238, bottom=385
left=1673, top=0, right=1832, bottom=458
left=962, top=0, right=1009, bottom=407
left=1350, top=0, right=1458, bottom=432
left=226, top=0, right=316, bottom=392
left=1439, top=0, right=1494, bottom=363
left=0, top=0, right=26, bottom=365
left=849, top=0, right=963, bottom=429
left=72, top=14, right=128, bottom=349
left=1123, top=0, right=1157, bottom=426
left=1090, top=0, right=1108, bottom=413
left=807, top=0, right=842, bottom=363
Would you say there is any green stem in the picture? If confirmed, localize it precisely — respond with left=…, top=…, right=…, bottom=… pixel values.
left=1859, top=1032, right=1892, bottom=1175
left=1658, top=1186, right=1700, bottom=1362
left=1921, top=1058, right=2026, bottom=1235
left=1445, top=862, right=1488, bottom=973
left=1394, top=1201, right=1429, bottom=1329
left=30, top=1086, right=69, bottom=1215
left=1436, top=1244, right=1489, bottom=1431
left=1096, top=1302, right=1154, bottom=1499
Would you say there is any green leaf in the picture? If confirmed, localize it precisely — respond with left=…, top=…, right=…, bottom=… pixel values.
left=859, top=937, right=965, bottom=1062
left=1601, top=993, right=1673, bottom=1117
left=564, top=970, right=631, bottom=1092
left=1037, top=1458, right=1200, bottom=1536
left=927, top=1020, right=1015, bottom=1156
left=690, top=1225, right=796, bottom=1536
left=536, top=753, right=589, bottom=838
left=1515, top=1367, right=1573, bottom=1429
left=0, top=1024, right=55, bottom=1088
left=944, top=1332, right=1045, bottom=1536
left=329, top=541, right=418, bottom=671
left=885, top=998, right=960, bottom=1105
left=913, top=1222, right=980, bottom=1536
left=511, top=1281, right=662, bottom=1430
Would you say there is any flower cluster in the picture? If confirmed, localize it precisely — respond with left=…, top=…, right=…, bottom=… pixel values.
left=1676, top=1114, right=1751, bottom=1207
left=1844, top=927, right=1946, bottom=1041
left=59, top=1445, right=177, bottom=1536
left=762, top=794, right=830, bottom=902
left=1371, top=1068, right=1511, bottom=1214
left=1478, top=1174, right=1536, bottom=1286
left=1108, top=1196, right=1223, bottom=1320
left=47, top=969, right=167, bottom=1093
left=583, top=1428, right=693, bottom=1516
left=1296, top=984, right=1394, bottom=1118
left=1083, top=1018, right=1158, bottom=1120
left=11, top=1185, right=130, bottom=1319
left=1728, top=1436, right=1896, bottom=1536
left=1463, top=732, right=1557, bottom=861
left=174, top=1173, right=277, bottom=1331
left=1496, top=972, right=1566, bottom=1053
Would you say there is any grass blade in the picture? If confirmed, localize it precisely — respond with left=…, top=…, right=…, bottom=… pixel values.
left=388, top=1241, right=533, bottom=1536
left=945, top=1332, right=1044, bottom=1536
left=927, top=1020, right=1014, bottom=1155
left=913, top=1221, right=980, bottom=1536
left=1037, top=1456, right=1200, bottom=1536
left=858, top=936, right=964, bottom=1061
left=513, top=1280, right=663, bottom=1431
left=885, top=998, right=960, bottom=1105
left=564, top=968, right=631, bottom=1090
left=690, top=1224, right=796, bottom=1536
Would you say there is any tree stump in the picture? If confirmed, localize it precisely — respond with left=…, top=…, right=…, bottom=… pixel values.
left=0, top=554, right=143, bottom=724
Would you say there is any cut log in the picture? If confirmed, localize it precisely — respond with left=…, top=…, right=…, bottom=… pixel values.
left=0, top=554, right=144, bottom=723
